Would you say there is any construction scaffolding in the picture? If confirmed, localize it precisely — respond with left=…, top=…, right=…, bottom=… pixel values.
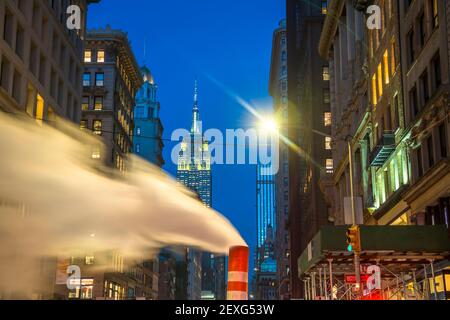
left=298, top=225, right=450, bottom=300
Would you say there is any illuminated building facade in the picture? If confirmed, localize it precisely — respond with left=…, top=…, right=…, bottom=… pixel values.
left=81, top=26, right=142, bottom=172
left=269, top=19, right=291, bottom=300
left=176, top=81, right=213, bottom=300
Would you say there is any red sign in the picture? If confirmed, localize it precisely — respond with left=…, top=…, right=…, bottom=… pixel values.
left=344, top=274, right=370, bottom=284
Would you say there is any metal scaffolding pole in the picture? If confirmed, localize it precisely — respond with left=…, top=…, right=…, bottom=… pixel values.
left=429, top=260, right=438, bottom=300
left=318, top=267, right=323, bottom=298
left=328, top=258, right=334, bottom=300
left=323, top=266, right=328, bottom=300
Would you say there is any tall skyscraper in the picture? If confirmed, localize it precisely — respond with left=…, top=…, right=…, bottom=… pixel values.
left=269, top=19, right=290, bottom=300
left=177, top=80, right=212, bottom=206
left=176, top=80, right=210, bottom=300
left=255, top=164, right=277, bottom=299
left=133, top=66, right=164, bottom=167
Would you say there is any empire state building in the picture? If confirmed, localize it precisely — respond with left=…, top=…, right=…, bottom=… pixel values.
left=177, top=80, right=212, bottom=207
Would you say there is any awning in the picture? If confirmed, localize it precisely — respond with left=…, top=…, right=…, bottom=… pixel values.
left=298, top=225, right=450, bottom=277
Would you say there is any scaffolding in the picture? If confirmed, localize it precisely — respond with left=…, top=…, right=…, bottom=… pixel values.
left=298, top=225, right=450, bottom=300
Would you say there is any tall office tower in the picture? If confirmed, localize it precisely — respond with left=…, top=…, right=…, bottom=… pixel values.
left=81, top=26, right=143, bottom=172
left=0, top=0, right=99, bottom=123
left=286, top=0, right=332, bottom=298
left=176, top=80, right=211, bottom=300
left=255, top=164, right=277, bottom=299
left=269, top=19, right=290, bottom=300
left=133, top=66, right=164, bottom=167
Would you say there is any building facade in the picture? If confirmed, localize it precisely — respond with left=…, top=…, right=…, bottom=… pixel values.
left=133, top=66, right=164, bottom=167
left=286, top=0, right=332, bottom=298
left=269, top=19, right=291, bottom=300
left=316, top=0, right=450, bottom=300
left=81, top=26, right=142, bottom=171
left=0, top=0, right=99, bottom=124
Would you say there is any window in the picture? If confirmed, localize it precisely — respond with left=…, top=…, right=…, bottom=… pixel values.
left=430, top=0, right=438, bottom=29
left=84, top=50, right=92, bottom=63
left=417, top=146, right=423, bottom=177
left=85, top=256, right=95, bottom=265
left=419, top=70, right=429, bottom=107
left=321, top=1, right=328, bottom=15
left=136, top=127, right=141, bottom=136
left=432, top=52, right=441, bottom=90
left=94, top=96, right=103, bottom=110
left=377, top=63, right=383, bottom=98
left=97, top=50, right=105, bottom=63
left=95, top=73, right=104, bottom=87
left=283, top=177, right=289, bottom=187
left=427, top=136, right=434, bottom=168
left=325, top=137, right=332, bottom=150
left=407, top=29, right=415, bottom=66
left=136, top=144, right=140, bottom=153
left=390, top=40, right=396, bottom=75
left=326, top=159, right=334, bottom=174
left=372, top=74, right=378, bottom=106
left=438, top=124, right=447, bottom=158
left=410, top=85, right=419, bottom=117
left=68, top=278, right=94, bottom=300
left=324, top=112, right=332, bottom=126
left=323, top=88, right=330, bottom=104
left=80, top=120, right=87, bottom=130
left=83, top=73, right=91, bottom=87
left=35, top=94, right=44, bottom=125
left=419, top=12, right=426, bottom=49
left=393, top=94, right=400, bottom=129
left=91, top=147, right=101, bottom=159
left=383, top=50, right=390, bottom=84
left=82, top=96, right=89, bottom=111
left=93, top=120, right=102, bottom=135
left=322, top=66, right=330, bottom=81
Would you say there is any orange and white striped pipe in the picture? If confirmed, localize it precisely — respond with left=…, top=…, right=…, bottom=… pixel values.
left=227, top=246, right=249, bottom=300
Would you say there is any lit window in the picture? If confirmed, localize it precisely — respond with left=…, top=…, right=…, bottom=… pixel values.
left=136, top=144, right=140, bottom=153
left=93, top=120, right=102, bottom=135
left=325, top=137, right=332, bottom=150
left=372, top=74, right=378, bottom=106
left=431, top=0, right=438, bottom=29
left=95, top=73, right=104, bottom=87
left=321, top=1, right=328, bottom=14
left=91, top=147, right=101, bottom=159
left=35, top=94, right=44, bottom=125
left=83, top=73, right=91, bottom=87
left=82, top=96, right=89, bottom=111
left=97, top=50, right=105, bottom=63
left=68, top=278, right=94, bottom=300
left=383, top=50, right=390, bottom=84
left=85, top=256, right=95, bottom=265
left=377, top=63, right=383, bottom=97
left=80, top=119, right=87, bottom=130
left=136, top=127, right=141, bottom=136
left=84, top=50, right=92, bottom=63
left=390, top=40, right=396, bottom=75
left=324, top=112, right=332, bottom=126
left=326, top=159, right=334, bottom=174
left=322, top=66, right=330, bottom=81
left=94, top=96, right=103, bottom=110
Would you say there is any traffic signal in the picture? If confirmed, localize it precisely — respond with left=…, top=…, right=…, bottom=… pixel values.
left=346, top=225, right=361, bottom=252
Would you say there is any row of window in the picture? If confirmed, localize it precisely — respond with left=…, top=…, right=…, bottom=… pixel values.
left=83, top=72, right=104, bottom=87
left=84, top=50, right=105, bottom=63
left=406, top=0, right=439, bottom=68
left=371, top=42, right=397, bottom=106
left=415, top=123, right=448, bottom=178
left=408, top=51, right=441, bottom=119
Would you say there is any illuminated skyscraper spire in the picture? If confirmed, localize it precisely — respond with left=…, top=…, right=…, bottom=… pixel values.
left=191, top=79, right=201, bottom=134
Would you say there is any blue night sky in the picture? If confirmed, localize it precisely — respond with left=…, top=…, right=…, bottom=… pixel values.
left=88, top=0, right=285, bottom=268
